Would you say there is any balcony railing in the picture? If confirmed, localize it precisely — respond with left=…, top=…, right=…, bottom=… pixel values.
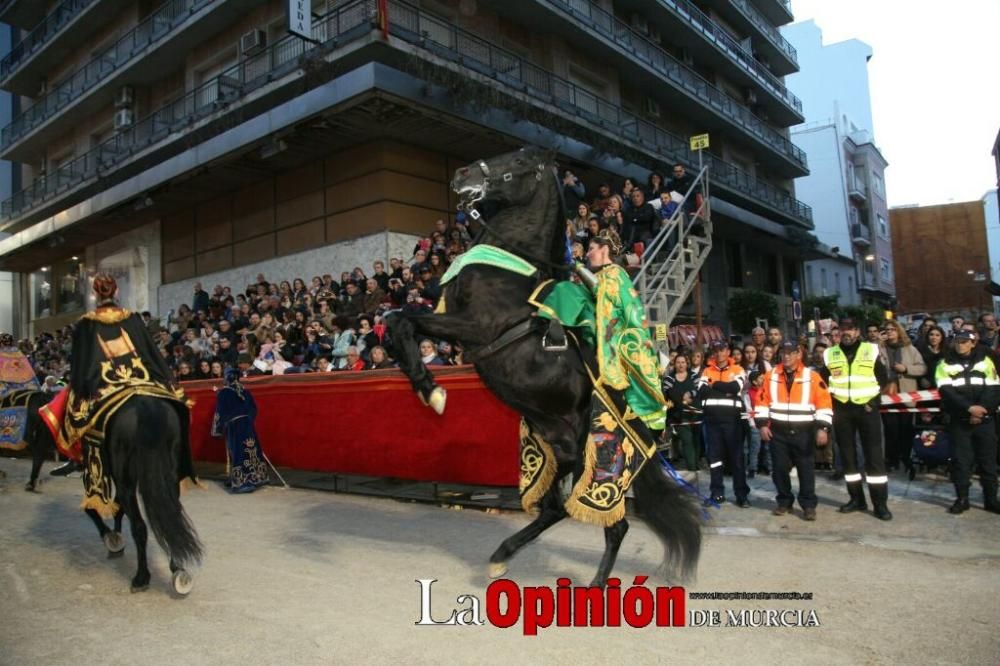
left=388, top=0, right=811, bottom=222
left=0, top=0, right=373, bottom=221
left=642, top=0, right=801, bottom=113
left=543, top=0, right=806, bottom=169
left=0, top=0, right=813, bottom=227
left=0, top=0, right=97, bottom=83
left=0, top=0, right=218, bottom=150
left=851, top=223, right=871, bottom=246
left=728, top=0, right=797, bottom=64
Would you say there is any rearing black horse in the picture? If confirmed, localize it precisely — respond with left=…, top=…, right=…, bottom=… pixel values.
left=387, top=146, right=701, bottom=586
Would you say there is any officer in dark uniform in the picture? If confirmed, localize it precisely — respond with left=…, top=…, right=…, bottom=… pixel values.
left=935, top=329, right=1000, bottom=514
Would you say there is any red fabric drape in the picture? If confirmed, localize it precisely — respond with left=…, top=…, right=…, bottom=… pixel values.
left=185, top=366, right=519, bottom=486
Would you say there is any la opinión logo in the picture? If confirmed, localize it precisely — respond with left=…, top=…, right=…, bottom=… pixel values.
left=415, top=577, right=685, bottom=635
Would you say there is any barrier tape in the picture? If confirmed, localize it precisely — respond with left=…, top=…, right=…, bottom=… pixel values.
left=880, top=390, right=939, bottom=404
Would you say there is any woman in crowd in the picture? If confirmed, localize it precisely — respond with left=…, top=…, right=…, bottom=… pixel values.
left=176, top=361, right=195, bottom=382
left=646, top=171, right=665, bottom=200
left=729, top=346, right=743, bottom=367
left=662, top=353, right=699, bottom=472
left=742, top=342, right=770, bottom=375
left=210, top=360, right=225, bottom=380
left=601, top=194, right=624, bottom=233
left=916, top=325, right=947, bottom=388
left=356, top=315, right=379, bottom=360
left=879, top=319, right=927, bottom=471
left=620, top=177, right=640, bottom=213
left=428, top=252, right=447, bottom=278
left=295, top=277, right=311, bottom=302
left=761, top=344, right=775, bottom=365
left=367, top=345, right=394, bottom=370
left=689, top=348, right=705, bottom=376
left=419, top=338, right=446, bottom=366
left=195, top=359, right=213, bottom=380
left=570, top=202, right=594, bottom=239
left=330, top=316, right=356, bottom=369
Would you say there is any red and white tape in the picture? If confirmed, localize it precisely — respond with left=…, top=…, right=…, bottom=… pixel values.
left=880, top=390, right=940, bottom=404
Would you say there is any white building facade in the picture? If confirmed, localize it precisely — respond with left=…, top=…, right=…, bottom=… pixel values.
left=783, top=20, right=895, bottom=308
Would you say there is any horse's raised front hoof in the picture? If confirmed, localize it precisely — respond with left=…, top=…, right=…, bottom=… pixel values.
left=488, top=561, right=508, bottom=579
left=103, top=531, right=125, bottom=555
left=172, top=569, right=194, bottom=597
left=427, top=386, right=447, bottom=415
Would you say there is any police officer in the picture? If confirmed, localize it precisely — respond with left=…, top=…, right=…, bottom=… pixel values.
left=697, top=341, right=749, bottom=507
left=824, top=317, right=892, bottom=520
left=935, top=329, right=1000, bottom=514
left=757, top=341, right=833, bottom=521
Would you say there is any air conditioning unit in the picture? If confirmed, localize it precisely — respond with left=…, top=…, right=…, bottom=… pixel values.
left=643, top=97, right=661, bottom=118
left=113, top=108, right=134, bottom=130
left=744, top=88, right=758, bottom=105
left=115, top=85, right=134, bottom=108
left=630, top=14, right=648, bottom=35
left=240, top=29, right=266, bottom=56
left=679, top=48, right=694, bottom=66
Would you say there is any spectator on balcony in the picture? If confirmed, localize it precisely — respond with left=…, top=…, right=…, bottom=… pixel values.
left=621, top=188, right=657, bottom=249
left=193, top=359, right=212, bottom=380
left=418, top=264, right=442, bottom=305
left=356, top=315, right=379, bottom=360
left=344, top=346, right=366, bottom=372
left=410, top=248, right=429, bottom=273
left=315, top=356, right=334, bottom=373
left=646, top=171, right=665, bottom=200
left=591, top=183, right=614, bottom=213
left=428, top=253, right=447, bottom=279
left=404, top=288, right=433, bottom=315
left=561, top=168, right=586, bottom=218
left=170, top=304, right=194, bottom=333
left=176, top=361, right=195, bottom=382
left=367, top=345, right=394, bottom=370
left=303, top=321, right=333, bottom=366
left=657, top=191, right=681, bottom=222
left=293, top=277, right=310, bottom=302
left=210, top=360, right=224, bottom=380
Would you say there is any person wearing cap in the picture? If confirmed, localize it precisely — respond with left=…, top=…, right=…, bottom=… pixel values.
left=696, top=340, right=750, bottom=507
left=756, top=341, right=833, bottom=520
left=935, top=329, right=1000, bottom=514
left=823, top=316, right=893, bottom=520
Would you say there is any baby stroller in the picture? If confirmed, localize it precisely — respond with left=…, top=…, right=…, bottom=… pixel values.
left=909, top=412, right=951, bottom=480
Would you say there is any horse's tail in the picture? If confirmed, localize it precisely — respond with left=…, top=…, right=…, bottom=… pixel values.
left=632, top=459, right=702, bottom=583
left=134, top=398, right=203, bottom=567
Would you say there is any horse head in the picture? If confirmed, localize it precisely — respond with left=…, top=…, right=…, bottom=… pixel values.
left=452, top=146, right=555, bottom=218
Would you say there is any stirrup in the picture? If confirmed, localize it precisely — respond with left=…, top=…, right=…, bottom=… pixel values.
left=542, top=333, right=567, bottom=352
left=542, top=319, right=567, bottom=352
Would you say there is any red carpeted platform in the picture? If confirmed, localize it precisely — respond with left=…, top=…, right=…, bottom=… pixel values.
left=183, top=366, right=520, bottom=487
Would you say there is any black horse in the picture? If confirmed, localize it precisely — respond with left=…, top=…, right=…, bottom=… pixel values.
left=0, top=389, right=56, bottom=492
left=387, top=146, right=701, bottom=586
left=82, top=395, right=203, bottom=594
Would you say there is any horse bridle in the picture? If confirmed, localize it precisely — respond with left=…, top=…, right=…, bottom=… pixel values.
left=455, top=160, right=571, bottom=273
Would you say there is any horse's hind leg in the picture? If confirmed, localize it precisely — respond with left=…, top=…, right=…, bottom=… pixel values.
left=488, top=464, right=571, bottom=578
left=122, top=489, right=150, bottom=592
left=25, top=440, right=45, bottom=492
left=590, top=519, right=629, bottom=588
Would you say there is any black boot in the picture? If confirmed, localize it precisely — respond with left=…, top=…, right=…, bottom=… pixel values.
left=49, top=461, right=81, bottom=477
left=838, top=481, right=868, bottom=513
left=869, top=484, right=893, bottom=521
left=982, top=481, right=1000, bottom=514
left=949, top=485, right=970, bottom=514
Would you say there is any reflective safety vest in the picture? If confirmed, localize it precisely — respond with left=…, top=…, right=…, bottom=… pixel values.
left=823, top=342, right=880, bottom=404
left=935, top=355, right=1000, bottom=390
left=755, top=363, right=833, bottom=427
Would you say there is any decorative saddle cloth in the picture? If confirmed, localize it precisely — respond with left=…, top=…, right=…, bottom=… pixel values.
left=0, top=389, right=38, bottom=451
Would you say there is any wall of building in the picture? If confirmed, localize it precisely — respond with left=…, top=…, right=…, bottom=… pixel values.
left=804, top=257, right=859, bottom=306
left=161, top=140, right=459, bottom=283
left=890, top=201, right=991, bottom=313
left=790, top=123, right=848, bottom=249
left=1, top=23, right=14, bottom=335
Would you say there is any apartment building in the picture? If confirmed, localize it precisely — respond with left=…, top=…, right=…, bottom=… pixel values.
left=0, top=0, right=814, bottom=336
left=784, top=20, right=895, bottom=309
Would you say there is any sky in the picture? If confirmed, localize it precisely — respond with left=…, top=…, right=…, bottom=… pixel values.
left=790, top=0, right=1000, bottom=207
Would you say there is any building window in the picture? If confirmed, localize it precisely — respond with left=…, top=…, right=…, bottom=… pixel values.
left=872, top=173, right=885, bottom=198
left=805, top=264, right=813, bottom=294
left=31, top=268, right=52, bottom=319
left=834, top=271, right=841, bottom=295
left=848, top=275, right=854, bottom=295
left=880, top=257, right=892, bottom=283
left=820, top=268, right=828, bottom=295
left=29, top=256, right=87, bottom=319
left=877, top=214, right=889, bottom=239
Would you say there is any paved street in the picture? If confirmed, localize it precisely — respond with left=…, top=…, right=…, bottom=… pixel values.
left=1, top=457, right=998, bottom=665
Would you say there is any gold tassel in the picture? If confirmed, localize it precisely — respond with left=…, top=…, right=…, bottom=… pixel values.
left=564, top=434, right=627, bottom=527
left=520, top=435, right=557, bottom=513
left=79, top=495, right=120, bottom=519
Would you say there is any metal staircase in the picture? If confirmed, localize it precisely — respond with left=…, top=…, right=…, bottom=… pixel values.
left=635, top=166, right=713, bottom=327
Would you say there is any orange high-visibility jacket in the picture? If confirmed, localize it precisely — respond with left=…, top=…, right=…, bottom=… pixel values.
left=755, top=362, right=833, bottom=428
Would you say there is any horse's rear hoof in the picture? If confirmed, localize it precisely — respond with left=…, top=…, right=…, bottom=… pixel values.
left=130, top=582, right=149, bottom=593
left=103, top=532, right=125, bottom=554
left=172, top=570, right=194, bottom=597
left=24, top=482, right=37, bottom=492
left=428, top=387, right=447, bottom=415
left=488, top=561, right=508, bottom=579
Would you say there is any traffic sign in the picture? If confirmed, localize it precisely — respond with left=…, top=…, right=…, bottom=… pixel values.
left=689, top=133, right=710, bottom=151
left=655, top=324, right=668, bottom=341
left=793, top=300, right=802, bottom=321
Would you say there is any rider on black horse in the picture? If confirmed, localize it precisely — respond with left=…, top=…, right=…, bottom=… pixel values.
left=41, top=273, right=195, bottom=516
